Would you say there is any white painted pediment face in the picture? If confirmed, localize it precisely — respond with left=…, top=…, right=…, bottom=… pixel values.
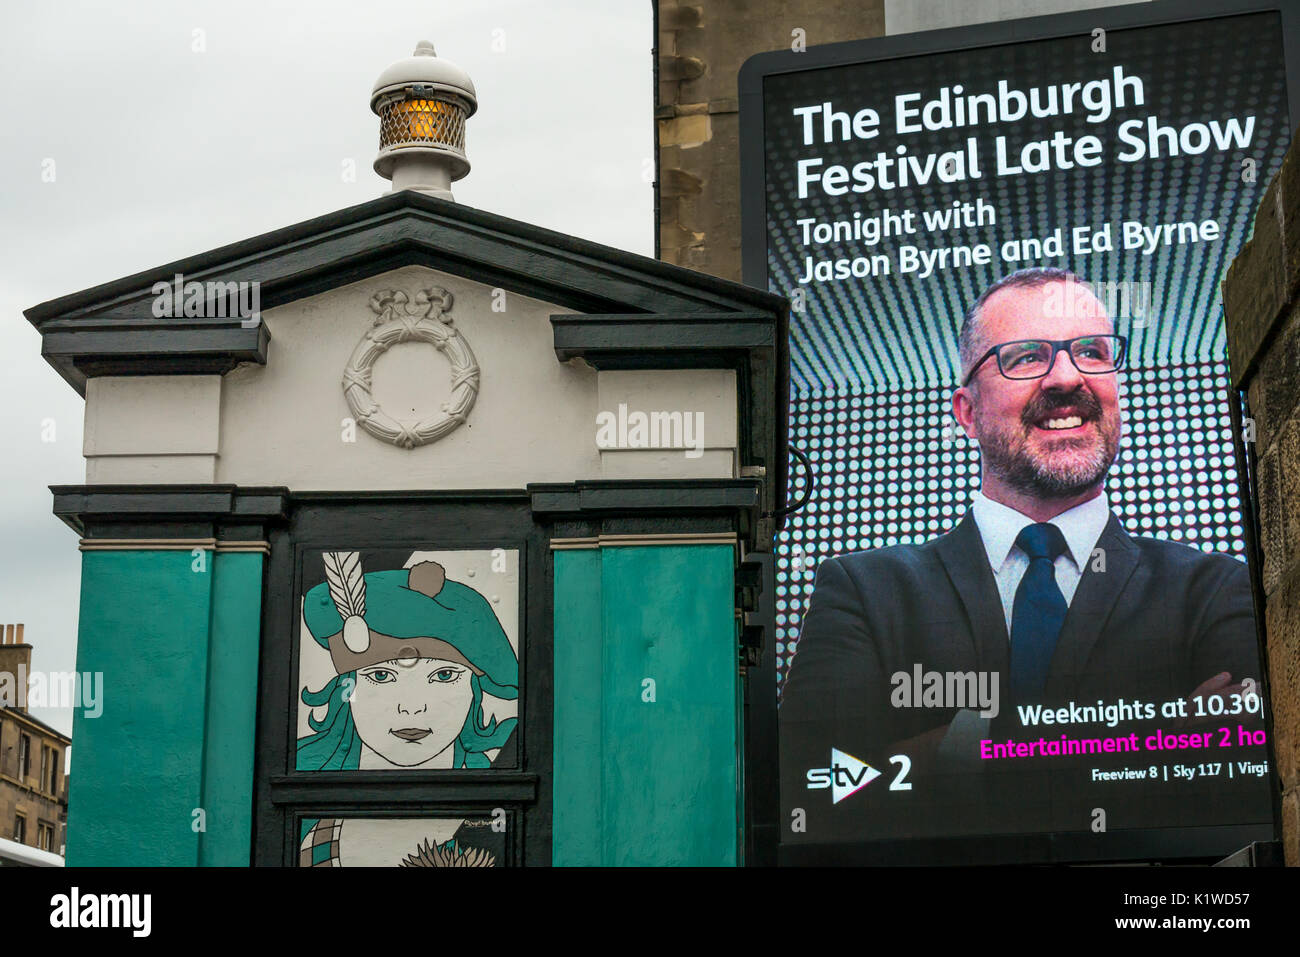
left=218, top=264, right=602, bottom=489
left=80, top=263, right=741, bottom=490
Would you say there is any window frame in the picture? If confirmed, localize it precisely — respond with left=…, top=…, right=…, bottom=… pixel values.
left=251, top=492, right=554, bottom=867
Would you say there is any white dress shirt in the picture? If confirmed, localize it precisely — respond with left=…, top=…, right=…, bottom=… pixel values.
left=970, top=490, right=1112, bottom=640
left=940, top=491, right=1112, bottom=757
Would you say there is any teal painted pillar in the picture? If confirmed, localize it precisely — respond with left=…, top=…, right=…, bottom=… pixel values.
left=553, top=543, right=740, bottom=866
left=199, top=551, right=265, bottom=866
left=67, top=547, right=263, bottom=866
left=552, top=549, right=604, bottom=866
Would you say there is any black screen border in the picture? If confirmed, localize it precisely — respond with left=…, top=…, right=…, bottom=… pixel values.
left=738, top=0, right=1298, bottom=866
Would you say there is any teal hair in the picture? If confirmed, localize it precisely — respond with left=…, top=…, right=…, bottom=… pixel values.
left=297, top=668, right=518, bottom=849
left=295, top=670, right=516, bottom=772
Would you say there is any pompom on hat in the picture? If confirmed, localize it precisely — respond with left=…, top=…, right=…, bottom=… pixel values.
left=304, top=553, right=518, bottom=700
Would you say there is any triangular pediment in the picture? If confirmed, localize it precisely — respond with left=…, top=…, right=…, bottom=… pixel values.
left=26, top=190, right=790, bottom=514
left=28, top=191, right=781, bottom=378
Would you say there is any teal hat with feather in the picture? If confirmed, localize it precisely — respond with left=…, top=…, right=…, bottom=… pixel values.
left=304, top=553, right=518, bottom=700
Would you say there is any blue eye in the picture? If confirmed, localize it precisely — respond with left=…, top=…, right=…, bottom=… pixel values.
left=363, top=669, right=396, bottom=684
left=430, top=668, right=461, bottom=684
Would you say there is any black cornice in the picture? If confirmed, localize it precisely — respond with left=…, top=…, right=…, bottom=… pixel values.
left=51, top=485, right=290, bottom=537
left=529, top=478, right=761, bottom=518
left=550, top=312, right=775, bottom=366
left=26, top=191, right=784, bottom=327
left=39, top=322, right=271, bottom=395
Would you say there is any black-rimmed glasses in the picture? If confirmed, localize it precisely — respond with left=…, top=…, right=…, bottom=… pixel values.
left=961, top=335, right=1127, bottom=387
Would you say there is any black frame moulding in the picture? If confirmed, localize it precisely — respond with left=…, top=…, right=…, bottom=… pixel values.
left=254, top=490, right=551, bottom=867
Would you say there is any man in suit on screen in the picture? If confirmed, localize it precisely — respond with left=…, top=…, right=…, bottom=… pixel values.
left=781, top=266, right=1262, bottom=785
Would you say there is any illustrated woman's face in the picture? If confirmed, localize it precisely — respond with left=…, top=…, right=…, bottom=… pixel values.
left=348, top=656, right=475, bottom=767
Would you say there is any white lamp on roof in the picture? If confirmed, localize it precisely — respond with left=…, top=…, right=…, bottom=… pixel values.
left=371, top=41, right=477, bottom=199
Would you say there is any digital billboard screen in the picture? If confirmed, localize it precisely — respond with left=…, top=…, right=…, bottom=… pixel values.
left=740, top=2, right=1295, bottom=862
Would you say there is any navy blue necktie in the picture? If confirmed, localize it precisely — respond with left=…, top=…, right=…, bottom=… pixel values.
left=1009, top=523, right=1069, bottom=704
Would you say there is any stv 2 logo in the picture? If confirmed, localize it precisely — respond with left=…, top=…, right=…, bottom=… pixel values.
left=805, top=748, right=880, bottom=804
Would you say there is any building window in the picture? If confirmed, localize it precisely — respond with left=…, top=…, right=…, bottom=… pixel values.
left=40, top=746, right=49, bottom=793
left=49, top=749, right=60, bottom=794
left=254, top=500, right=546, bottom=867
left=13, top=814, right=25, bottom=844
left=17, top=734, right=29, bottom=781
left=36, top=822, right=53, bottom=852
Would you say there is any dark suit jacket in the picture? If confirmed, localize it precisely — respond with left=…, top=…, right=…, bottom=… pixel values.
left=781, top=509, right=1262, bottom=763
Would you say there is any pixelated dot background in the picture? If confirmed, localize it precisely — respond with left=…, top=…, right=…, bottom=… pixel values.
left=776, top=362, right=1248, bottom=680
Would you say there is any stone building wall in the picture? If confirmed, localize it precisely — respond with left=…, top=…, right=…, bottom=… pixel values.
left=1223, top=142, right=1300, bottom=866
left=0, top=713, right=69, bottom=854
left=655, top=1, right=887, bottom=280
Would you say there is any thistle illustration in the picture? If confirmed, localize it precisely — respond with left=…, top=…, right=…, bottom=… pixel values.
left=399, top=837, right=495, bottom=868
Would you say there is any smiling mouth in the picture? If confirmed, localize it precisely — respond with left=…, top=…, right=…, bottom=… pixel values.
left=1039, top=415, right=1084, bottom=430
left=390, top=728, right=431, bottom=742
left=1028, top=403, right=1096, bottom=434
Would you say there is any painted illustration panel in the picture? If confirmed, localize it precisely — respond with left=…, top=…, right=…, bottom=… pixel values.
left=298, top=814, right=510, bottom=867
left=296, top=548, right=520, bottom=771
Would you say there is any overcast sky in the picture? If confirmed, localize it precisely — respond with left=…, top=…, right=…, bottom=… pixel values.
left=0, top=0, right=653, bottom=742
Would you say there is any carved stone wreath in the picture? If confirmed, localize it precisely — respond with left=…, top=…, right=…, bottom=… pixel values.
left=342, top=287, right=480, bottom=449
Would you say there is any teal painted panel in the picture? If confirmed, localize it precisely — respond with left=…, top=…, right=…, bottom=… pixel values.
left=601, top=545, right=737, bottom=866
left=551, top=549, right=603, bottom=866
left=199, top=551, right=264, bottom=866
left=67, top=550, right=214, bottom=866
left=734, top=617, right=745, bottom=865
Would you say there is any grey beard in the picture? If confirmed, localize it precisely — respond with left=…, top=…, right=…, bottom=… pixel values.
left=985, top=440, right=1113, bottom=498
left=978, top=420, right=1119, bottom=499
